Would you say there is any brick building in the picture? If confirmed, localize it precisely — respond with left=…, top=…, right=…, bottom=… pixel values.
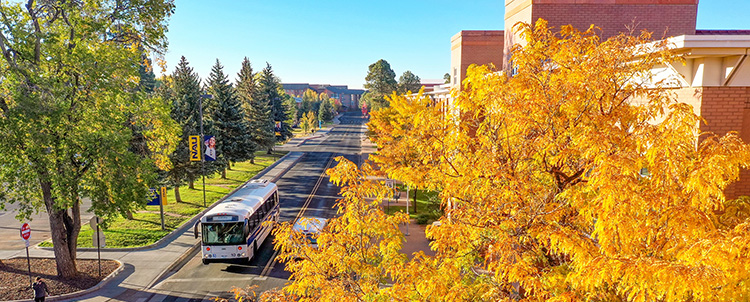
left=446, top=0, right=750, bottom=198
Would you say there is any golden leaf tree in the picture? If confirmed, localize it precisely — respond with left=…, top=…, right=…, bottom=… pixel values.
left=366, top=20, right=750, bottom=301
left=272, top=158, right=408, bottom=301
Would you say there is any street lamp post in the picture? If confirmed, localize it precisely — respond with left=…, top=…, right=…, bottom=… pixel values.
left=199, top=94, right=213, bottom=207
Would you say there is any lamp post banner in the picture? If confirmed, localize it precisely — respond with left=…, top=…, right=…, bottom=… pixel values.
left=204, top=135, right=216, bottom=161
left=189, top=135, right=201, bottom=162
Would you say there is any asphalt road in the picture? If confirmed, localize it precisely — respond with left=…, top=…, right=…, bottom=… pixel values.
left=149, top=112, right=369, bottom=300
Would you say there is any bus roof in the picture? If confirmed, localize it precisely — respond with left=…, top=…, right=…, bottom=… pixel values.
left=200, top=179, right=277, bottom=222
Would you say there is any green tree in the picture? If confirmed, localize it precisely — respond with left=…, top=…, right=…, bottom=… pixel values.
left=364, top=59, right=397, bottom=110
left=0, top=0, right=176, bottom=278
left=443, top=72, right=451, bottom=84
left=257, top=63, right=292, bottom=142
left=282, top=93, right=298, bottom=130
left=302, top=111, right=318, bottom=134
left=319, top=96, right=335, bottom=123
left=165, top=56, right=206, bottom=198
left=206, top=59, right=255, bottom=177
left=299, top=89, right=319, bottom=121
left=398, top=70, right=422, bottom=94
left=236, top=57, right=274, bottom=161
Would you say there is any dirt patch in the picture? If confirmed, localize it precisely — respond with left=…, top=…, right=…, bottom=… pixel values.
left=0, top=257, right=119, bottom=301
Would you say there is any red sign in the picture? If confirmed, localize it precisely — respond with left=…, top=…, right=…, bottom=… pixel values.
left=20, top=223, right=30, bottom=240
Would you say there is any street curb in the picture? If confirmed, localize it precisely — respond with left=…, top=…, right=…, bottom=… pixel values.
left=145, top=151, right=304, bottom=288
left=5, top=259, right=124, bottom=302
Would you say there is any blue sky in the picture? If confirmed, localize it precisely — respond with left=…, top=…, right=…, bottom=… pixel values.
left=161, top=0, right=750, bottom=90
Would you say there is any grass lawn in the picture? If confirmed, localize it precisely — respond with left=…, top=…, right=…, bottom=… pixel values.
left=39, top=151, right=287, bottom=248
left=384, top=186, right=442, bottom=224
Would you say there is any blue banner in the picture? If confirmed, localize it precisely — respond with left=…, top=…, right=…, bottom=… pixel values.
left=147, top=188, right=160, bottom=206
left=204, top=135, right=216, bottom=161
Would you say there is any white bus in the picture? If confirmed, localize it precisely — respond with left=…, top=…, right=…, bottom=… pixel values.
left=194, top=179, right=280, bottom=264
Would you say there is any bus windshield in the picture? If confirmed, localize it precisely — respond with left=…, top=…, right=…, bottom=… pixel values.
left=202, top=222, right=245, bottom=245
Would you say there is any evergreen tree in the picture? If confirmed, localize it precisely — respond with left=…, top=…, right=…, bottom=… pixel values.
left=398, top=70, right=421, bottom=94
left=257, top=63, right=293, bottom=143
left=138, top=55, right=157, bottom=94
left=364, top=59, right=397, bottom=110
left=166, top=56, right=204, bottom=200
left=237, top=58, right=275, bottom=157
left=207, top=59, right=255, bottom=177
left=319, top=96, right=335, bottom=122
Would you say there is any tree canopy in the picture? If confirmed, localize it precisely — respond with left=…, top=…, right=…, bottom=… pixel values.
left=237, top=57, right=275, bottom=157
left=398, top=70, right=422, bottom=94
left=363, top=59, right=397, bottom=110
left=0, top=0, right=176, bottom=277
left=256, top=63, right=293, bottom=141
left=269, top=20, right=750, bottom=301
left=206, top=59, right=255, bottom=174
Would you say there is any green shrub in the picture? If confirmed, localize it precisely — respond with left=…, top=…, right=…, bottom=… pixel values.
left=416, top=213, right=430, bottom=225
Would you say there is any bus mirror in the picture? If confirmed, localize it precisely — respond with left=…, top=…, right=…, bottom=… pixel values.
left=193, top=221, right=200, bottom=239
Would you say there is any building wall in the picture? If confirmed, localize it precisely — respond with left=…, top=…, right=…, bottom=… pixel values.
left=531, top=1, right=698, bottom=40
left=504, top=0, right=698, bottom=68
left=698, top=86, right=750, bottom=199
left=450, top=30, right=504, bottom=89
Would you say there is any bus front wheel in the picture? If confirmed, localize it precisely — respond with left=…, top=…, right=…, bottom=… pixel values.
left=202, top=259, right=209, bottom=265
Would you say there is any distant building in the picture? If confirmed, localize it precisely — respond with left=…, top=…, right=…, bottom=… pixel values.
left=282, top=83, right=366, bottom=110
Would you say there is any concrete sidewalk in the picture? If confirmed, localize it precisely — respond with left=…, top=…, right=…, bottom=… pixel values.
left=0, top=151, right=305, bottom=302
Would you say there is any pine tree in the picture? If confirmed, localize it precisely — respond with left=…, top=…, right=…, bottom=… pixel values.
left=398, top=70, right=421, bottom=94
left=257, top=63, right=293, bottom=143
left=319, top=96, right=334, bottom=122
left=206, top=59, right=255, bottom=177
left=237, top=58, right=275, bottom=158
left=166, top=56, right=204, bottom=200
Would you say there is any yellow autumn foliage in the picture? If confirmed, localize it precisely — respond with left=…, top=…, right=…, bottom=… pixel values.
left=267, top=20, right=750, bottom=302
left=371, top=20, right=750, bottom=301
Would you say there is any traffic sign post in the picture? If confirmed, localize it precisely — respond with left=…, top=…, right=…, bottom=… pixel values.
left=90, top=217, right=105, bottom=278
left=20, top=223, right=32, bottom=289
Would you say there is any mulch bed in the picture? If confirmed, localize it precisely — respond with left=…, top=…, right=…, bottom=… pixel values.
left=0, top=258, right=119, bottom=301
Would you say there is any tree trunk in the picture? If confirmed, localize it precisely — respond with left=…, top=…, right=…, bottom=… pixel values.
left=413, top=189, right=417, bottom=213
left=221, top=169, right=226, bottom=179
left=41, top=181, right=79, bottom=278
left=125, top=211, right=134, bottom=220
left=189, top=179, right=195, bottom=190
left=174, top=186, right=182, bottom=203
left=267, top=147, right=273, bottom=154
left=226, top=162, right=232, bottom=171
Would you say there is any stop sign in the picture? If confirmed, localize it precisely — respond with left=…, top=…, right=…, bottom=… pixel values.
left=20, top=223, right=31, bottom=240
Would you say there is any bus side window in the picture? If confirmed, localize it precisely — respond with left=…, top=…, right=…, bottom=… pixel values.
left=273, top=192, right=279, bottom=206
left=248, top=213, right=258, bottom=231
left=264, top=198, right=272, bottom=213
left=258, top=202, right=267, bottom=218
